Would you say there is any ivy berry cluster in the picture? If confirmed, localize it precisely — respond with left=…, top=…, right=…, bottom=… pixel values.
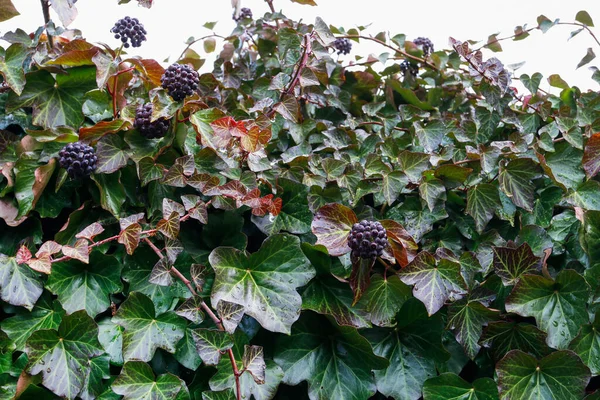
left=161, top=63, right=200, bottom=101
left=234, top=7, right=253, bottom=21
left=134, top=103, right=170, bottom=139
left=58, top=142, right=98, bottom=179
left=333, top=38, right=352, bottom=55
left=413, top=36, right=434, bottom=56
left=348, top=220, right=388, bottom=260
left=110, top=16, right=147, bottom=48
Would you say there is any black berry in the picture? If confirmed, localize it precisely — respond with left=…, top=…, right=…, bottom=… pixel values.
left=413, top=37, right=434, bottom=57
left=234, top=7, right=253, bottom=22
left=333, top=38, right=352, bottom=55
left=400, top=60, right=419, bottom=77
left=110, top=16, right=147, bottom=49
left=134, top=103, right=170, bottom=139
left=58, top=142, right=97, bottom=179
left=348, top=220, right=388, bottom=260
left=160, top=63, right=200, bottom=102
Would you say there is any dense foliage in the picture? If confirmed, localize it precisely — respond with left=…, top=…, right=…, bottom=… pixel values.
left=0, top=0, right=600, bottom=399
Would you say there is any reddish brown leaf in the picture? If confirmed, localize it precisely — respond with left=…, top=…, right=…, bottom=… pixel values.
left=16, top=245, right=32, bottom=264
left=187, top=173, right=221, bottom=195
left=211, top=116, right=247, bottom=143
left=26, top=254, right=52, bottom=274
left=119, top=213, right=145, bottom=231
left=161, top=163, right=186, bottom=187
left=349, top=255, right=375, bottom=305
left=379, top=219, right=418, bottom=267
left=62, top=239, right=90, bottom=264
left=46, top=40, right=100, bottom=66
left=241, top=126, right=271, bottom=153
left=162, top=199, right=185, bottom=219
left=218, top=180, right=248, bottom=199
left=583, top=133, right=600, bottom=179
left=312, top=203, right=358, bottom=257
left=118, top=222, right=142, bottom=255
left=35, top=241, right=62, bottom=258
left=124, top=58, right=165, bottom=87
left=175, top=155, right=195, bottom=176
left=157, top=211, right=180, bottom=240
left=76, top=222, right=105, bottom=242
left=79, top=119, right=128, bottom=143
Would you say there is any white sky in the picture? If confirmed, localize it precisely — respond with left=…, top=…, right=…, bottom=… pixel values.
left=2, top=0, right=600, bottom=92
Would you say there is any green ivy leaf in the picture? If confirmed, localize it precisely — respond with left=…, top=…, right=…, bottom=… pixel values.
left=398, top=252, right=467, bottom=315
left=25, top=311, right=104, bottom=400
left=210, top=234, right=313, bottom=334
left=95, top=135, right=129, bottom=174
left=0, top=0, right=20, bottom=23
left=447, top=298, right=499, bottom=359
left=91, top=171, right=126, bottom=217
left=6, top=67, right=97, bottom=129
left=112, top=292, right=186, bottom=362
left=191, top=329, right=234, bottom=366
left=46, top=253, right=123, bottom=317
left=112, top=361, right=188, bottom=400
left=1, top=293, right=64, bottom=350
left=480, top=322, right=550, bottom=361
left=568, top=316, right=600, bottom=375
left=423, top=373, right=499, bottom=400
left=364, top=299, right=449, bottom=400
left=97, top=318, right=124, bottom=366
left=0, top=43, right=28, bottom=95
left=362, top=274, right=411, bottom=327
left=466, top=184, right=501, bottom=233
left=496, top=350, right=590, bottom=399
left=499, top=158, right=540, bottom=211
left=274, top=313, right=388, bottom=400
left=80, top=355, right=111, bottom=400
left=505, top=270, right=589, bottom=349
left=0, top=254, right=43, bottom=310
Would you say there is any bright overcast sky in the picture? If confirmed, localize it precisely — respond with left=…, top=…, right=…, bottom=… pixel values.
left=2, top=0, right=600, bottom=92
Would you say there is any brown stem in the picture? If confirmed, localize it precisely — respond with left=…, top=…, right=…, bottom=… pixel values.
left=265, top=0, right=276, bottom=13
left=556, top=22, right=600, bottom=47
left=473, top=27, right=536, bottom=52
left=342, top=34, right=438, bottom=71
left=40, top=0, right=53, bottom=47
left=281, top=33, right=312, bottom=100
left=142, top=237, right=242, bottom=400
left=177, top=34, right=225, bottom=61
left=110, top=65, right=135, bottom=117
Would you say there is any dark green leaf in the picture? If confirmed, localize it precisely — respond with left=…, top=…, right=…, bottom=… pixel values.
left=423, top=373, right=499, bottom=400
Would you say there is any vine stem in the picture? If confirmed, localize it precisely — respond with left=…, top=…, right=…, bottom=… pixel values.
left=342, top=34, right=438, bottom=71
left=40, top=0, right=53, bottom=47
left=142, top=236, right=242, bottom=400
left=111, top=66, right=135, bottom=117
left=265, top=0, right=276, bottom=13
left=176, top=34, right=225, bottom=61
left=281, top=33, right=313, bottom=99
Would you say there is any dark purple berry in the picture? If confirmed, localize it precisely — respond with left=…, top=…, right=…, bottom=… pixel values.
left=413, top=37, right=434, bottom=57
left=160, top=63, right=200, bottom=102
left=333, top=38, right=352, bottom=55
left=234, top=7, right=253, bottom=22
left=110, top=16, right=147, bottom=48
left=348, top=220, right=388, bottom=260
left=134, top=103, right=170, bottom=139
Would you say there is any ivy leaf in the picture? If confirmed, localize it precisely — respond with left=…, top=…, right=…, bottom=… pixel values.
left=0, top=254, right=43, bottom=310
left=362, top=274, right=411, bottom=327
left=61, top=238, right=89, bottom=264
left=118, top=222, right=141, bottom=255
left=492, top=243, right=541, bottom=285
left=274, top=94, right=300, bottom=123
left=97, top=318, right=124, bottom=366
left=112, top=361, right=187, bottom=400
left=91, top=172, right=126, bottom=217
left=6, top=67, right=96, bottom=129
left=447, top=298, right=499, bottom=359
left=1, top=294, right=64, bottom=350
left=583, top=133, right=600, bottom=179
left=466, top=184, right=501, bottom=233
left=112, top=292, right=186, bottom=362
left=419, top=178, right=446, bottom=211
left=176, top=296, right=205, bottom=324
left=505, top=270, right=589, bottom=349
left=576, top=10, right=594, bottom=26
left=175, top=328, right=202, bottom=371
left=364, top=299, right=449, bottom=400
left=209, top=330, right=283, bottom=400
left=398, top=252, right=467, bottom=315
left=209, top=234, right=314, bottom=334
left=46, top=253, right=123, bottom=317
left=157, top=211, right=180, bottom=240
left=191, top=329, right=234, bottom=366
left=398, top=151, right=430, bottom=183
left=543, top=142, right=585, bottom=190
left=379, top=219, right=418, bottom=267
left=75, top=222, right=105, bottom=242
left=242, top=345, right=266, bottom=384
left=499, top=158, right=540, bottom=211
left=274, top=313, right=388, bottom=400
left=480, top=322, right=550, bottom=361
left=423, top=373, right=499, bottom=400
left=80, top=355, right=111, bottom=400
left=95, top=135, right=128, bottom=174
left=251, top=178, right=312, bottom=235
left=216, top=300, right=245, bottom=334
left=568, top=316, right=600, bottom=375
left=202, top=389, right=236, bottom=400
left=496, top=350, right=590, bottom=400
left=25, top=311, right=104, bottom=400
left=0, top=43, right=28, bottom=95
left=311, top=203, right=357, bottom=256
left=0, top=0, right=20, bottom=23
left=149, top=257, right=173, bottom=286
